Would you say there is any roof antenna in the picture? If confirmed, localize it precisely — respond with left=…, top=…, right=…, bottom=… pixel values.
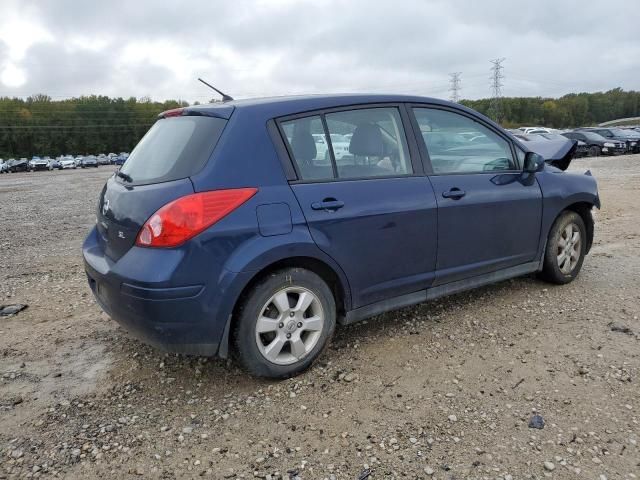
left=198, top=78, right=234, bottom=102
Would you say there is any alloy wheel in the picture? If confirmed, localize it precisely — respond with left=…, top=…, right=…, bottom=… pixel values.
left=255, top=287, right=324, bottom=365
left=557, top=223, right=581, bottom=274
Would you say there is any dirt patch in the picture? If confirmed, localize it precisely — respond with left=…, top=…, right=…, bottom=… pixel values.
left=1, top=160, right=639, bottom=479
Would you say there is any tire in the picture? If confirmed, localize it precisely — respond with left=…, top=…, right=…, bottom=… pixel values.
left=588, top=145, right=600, bottom=157
left=539, top=211, right=587, bottom=285
left=233, top=268, right=336, bottom=378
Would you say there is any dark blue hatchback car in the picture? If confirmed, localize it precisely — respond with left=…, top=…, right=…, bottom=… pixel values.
left=83, top=94, right=600, bottom=378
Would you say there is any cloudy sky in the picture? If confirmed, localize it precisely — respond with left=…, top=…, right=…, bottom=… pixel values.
left=0, top=0, right=638, bottom=103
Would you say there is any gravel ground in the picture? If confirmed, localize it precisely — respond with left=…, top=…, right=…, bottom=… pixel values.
left=0, top=157, right=639, bottom=479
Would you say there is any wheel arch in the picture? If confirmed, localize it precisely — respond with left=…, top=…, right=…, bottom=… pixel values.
left=559, top=201, right=596, bottom=254
left=218, top=255, right=351, bottom=358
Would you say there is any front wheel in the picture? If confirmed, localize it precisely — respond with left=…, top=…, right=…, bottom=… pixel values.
left=588, top=145, right=600, bottom=157
left=539, top=211, right=587, bottom=284
left=233, top=268, right=336, bottom=378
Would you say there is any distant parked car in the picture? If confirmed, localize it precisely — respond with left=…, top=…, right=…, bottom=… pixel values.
left=10, top=158, right=29, bottom=173
left=48, top=157, right=62, bottom=170
left=60, top=156, right=77, bottom=169
left=329, top=134, right=351, bottom=161
left=97, top=154, right=111, bottom=165
left=576, top=127, right=640, bottom=153
left=81, top=155, right=99, bottom=168
left=29, top=156, right=49, bottom=171
left=3, top=159, right=15, bottom=173
left=562, top=131, right=626, bottom=156
left=0, top=159, right=6, bottom=173
left=311, top=134, right=329, bottom=160
left=113, top=153, right=128, bottom=165
left=519, top=127, right=552, bottom=134
left=574, top=140, right=589, bottom=158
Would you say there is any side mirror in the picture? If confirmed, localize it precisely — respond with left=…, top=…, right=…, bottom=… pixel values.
left=523, top=152, right=545, bottom=173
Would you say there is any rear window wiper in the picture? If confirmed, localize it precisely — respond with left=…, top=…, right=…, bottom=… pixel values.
left=116, top=170, right=132, bottom=182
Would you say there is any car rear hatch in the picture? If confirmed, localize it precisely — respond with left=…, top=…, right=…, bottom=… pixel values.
left=96, top=108, right=231, bottom=261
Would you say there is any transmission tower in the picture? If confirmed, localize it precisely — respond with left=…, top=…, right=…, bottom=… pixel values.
left=489, top=58, right=505, bottom=123
left=448, top=72, right=462, bottom=103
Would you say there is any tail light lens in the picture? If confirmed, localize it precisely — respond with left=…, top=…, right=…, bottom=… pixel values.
left=136, top=188, right=257, bottom=248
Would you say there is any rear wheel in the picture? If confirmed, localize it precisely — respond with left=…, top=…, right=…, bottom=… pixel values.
left=234, top=268, right=336, bottom=378
left=539, top=211, right=586, bottom=284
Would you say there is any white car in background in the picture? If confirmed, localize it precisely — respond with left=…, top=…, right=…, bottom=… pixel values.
left=329, top=134, right=351, bottom=160
left=311, top=134, right=329, bottom=161
left=519, top=127, right=556, bottom=135
left=60, top=156, right=77, bottom=169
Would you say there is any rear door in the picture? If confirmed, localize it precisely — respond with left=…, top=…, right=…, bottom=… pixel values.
left=410, top=106, right=543, bottom=285
left=280, top=106, right=438, bottom=308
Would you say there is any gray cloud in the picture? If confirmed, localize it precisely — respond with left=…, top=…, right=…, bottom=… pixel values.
left=2, top=0, right=638, bottom=102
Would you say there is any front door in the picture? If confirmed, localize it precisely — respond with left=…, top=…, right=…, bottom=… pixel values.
left=280, top=107, right=438, bottom=308
left=411, top=106, right=543, bottom=285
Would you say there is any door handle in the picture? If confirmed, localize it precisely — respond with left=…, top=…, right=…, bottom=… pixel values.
left=442, top=188, right=466, bottom=199
left=311, top=198, right=345, bottom=211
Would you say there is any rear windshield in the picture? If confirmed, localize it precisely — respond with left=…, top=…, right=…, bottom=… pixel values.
left=119, top=116, right=227, bottom=185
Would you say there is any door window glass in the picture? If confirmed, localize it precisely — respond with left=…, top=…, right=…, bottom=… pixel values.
left=413, top=108, right=516, bottom=174
left=280, top=116, right=334, bottom=181
left=325, top=107, right=412, bottom=179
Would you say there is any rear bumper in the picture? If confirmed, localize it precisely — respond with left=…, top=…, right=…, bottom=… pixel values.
left=82, top=227, right=247, bottom=356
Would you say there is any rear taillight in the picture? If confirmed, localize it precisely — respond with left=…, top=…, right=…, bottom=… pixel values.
left=135, top=188, right=257, bottom=248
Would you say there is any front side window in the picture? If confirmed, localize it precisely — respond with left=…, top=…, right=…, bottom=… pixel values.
left=413, top=108, right=516, bottom=174
left=325, top=107, right=412, bottom=179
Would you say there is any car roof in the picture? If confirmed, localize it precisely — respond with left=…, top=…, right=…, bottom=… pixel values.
left=185, top=93, right=465, bottom=119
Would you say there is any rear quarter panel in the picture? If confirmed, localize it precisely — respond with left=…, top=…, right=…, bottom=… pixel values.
left=189, top=107, right=354, bottom=327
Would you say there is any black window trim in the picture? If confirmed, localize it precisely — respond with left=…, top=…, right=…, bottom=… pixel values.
left=408, top=103, right=523, bottom=176
left=267, top=119, right=297, bottom=181
left=274, top=102, right=424, bottom=184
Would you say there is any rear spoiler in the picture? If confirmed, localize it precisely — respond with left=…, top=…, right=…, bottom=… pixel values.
left=158, top=104, right=235, bottom=120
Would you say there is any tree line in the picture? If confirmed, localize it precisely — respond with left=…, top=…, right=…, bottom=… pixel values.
left=1, top=88, right=639, bottom=158
left=461, top=88, right=640, bottom=128
left=0, top=95, right=188, bottom=159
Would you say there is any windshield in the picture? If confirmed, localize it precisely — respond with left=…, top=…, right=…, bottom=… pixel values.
left=581, top=132, right=605, bottom=141
left=609, top=128, right=636, bottom=137
left=119, top=116, right=226, bottom=186
left=618, top=129, right=640, bottom=137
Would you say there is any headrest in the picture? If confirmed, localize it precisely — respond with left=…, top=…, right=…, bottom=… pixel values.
left=349, top=123, right=385, bottom=157
left=291, top=130, right=317, bottom=163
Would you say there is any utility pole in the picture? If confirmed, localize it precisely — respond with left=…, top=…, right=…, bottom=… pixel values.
left=448, top=72, right=462, bottom=103
left=489, top=58, right=505, bottom=123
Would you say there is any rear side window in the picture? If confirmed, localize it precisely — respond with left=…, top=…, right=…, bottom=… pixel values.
left=280, top=107, right=412, bottom=182
left=280, top=116, right=334, bottom=181
left=120, top=116, right=226, bottom=185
